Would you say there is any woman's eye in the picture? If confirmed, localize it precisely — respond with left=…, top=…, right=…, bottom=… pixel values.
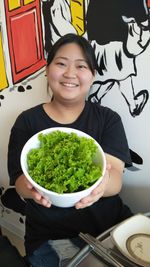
left=78, top=65, right=88, bottom=69
left=56, top=62, right=66, bottom=66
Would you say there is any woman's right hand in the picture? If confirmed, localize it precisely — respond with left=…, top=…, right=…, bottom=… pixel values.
left=15, top=174, right=51, bottom=208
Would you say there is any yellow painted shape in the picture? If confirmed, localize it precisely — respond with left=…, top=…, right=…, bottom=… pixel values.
left=70, top=0, right=85, bottom=35
left=8, top=0, right=21, bottom=10
left=24, top=0, right=35, bottom=5
left=0, top=31, right=8, bottom=90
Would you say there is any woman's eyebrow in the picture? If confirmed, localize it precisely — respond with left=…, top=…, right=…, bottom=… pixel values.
left=55, top=56, right=87, bottom=63
left=55, top=56, right=68, bottom=60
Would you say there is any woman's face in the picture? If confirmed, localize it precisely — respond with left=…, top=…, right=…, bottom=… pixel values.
left=46, top=43, right=95, bottom=103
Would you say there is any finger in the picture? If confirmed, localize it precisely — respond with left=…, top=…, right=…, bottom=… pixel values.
left=76, top=199, right=97, bottom=209
left=39, top=198, right=52, bottom=208
left=26, top=180, right=34, bottom=189
left=91, top=182, right=104, bottom=195
left=106, top=163, right=111, bottom=171
left=32, top=190, right=52, bottom=207
left=75, top=193, right=103, bottom=209
left=34, top=196, right=52, bottom=208
left=35, top=199, right=51, bottom=208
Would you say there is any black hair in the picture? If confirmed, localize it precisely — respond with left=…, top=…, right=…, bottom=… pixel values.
left=47, top=33, right=98, bottom=75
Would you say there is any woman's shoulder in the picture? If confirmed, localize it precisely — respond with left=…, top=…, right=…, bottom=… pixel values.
left=13, top=104, right=44, bottom=129
left=86, top=101, right=121, bottom=121
left=21, top=103, right=44, bottom=116
left=16, top=103, right=43, bottom=120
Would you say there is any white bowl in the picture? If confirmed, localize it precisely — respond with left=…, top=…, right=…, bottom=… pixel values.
left=20, top=127, right=106, bottom=208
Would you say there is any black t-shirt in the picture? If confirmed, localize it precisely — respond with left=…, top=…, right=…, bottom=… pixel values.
left=8, top=102, right=132, bottom=255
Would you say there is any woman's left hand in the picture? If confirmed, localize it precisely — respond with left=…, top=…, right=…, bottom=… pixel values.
left=75, top=164, right=111, bottom=209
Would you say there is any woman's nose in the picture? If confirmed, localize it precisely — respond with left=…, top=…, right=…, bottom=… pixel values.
left=63, top=65, right=77, bottom=78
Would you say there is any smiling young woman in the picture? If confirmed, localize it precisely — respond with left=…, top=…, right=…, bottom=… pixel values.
left=8, top=33, right=133, bottom=267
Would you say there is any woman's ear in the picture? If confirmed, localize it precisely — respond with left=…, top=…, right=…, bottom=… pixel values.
left=94, top=69, right=97, bottom=77
left=45, top=66, right=48, bottom=77
left=91, top=70, right=96, bottom=84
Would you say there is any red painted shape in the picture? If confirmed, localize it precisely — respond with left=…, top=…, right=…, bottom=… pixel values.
left=11, top=9, right=41, bottom=72
left=4, top=0, right=46, bottom=83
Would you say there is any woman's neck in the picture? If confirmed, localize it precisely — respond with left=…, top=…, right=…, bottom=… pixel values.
left=43, top=99, right=85, bottom=124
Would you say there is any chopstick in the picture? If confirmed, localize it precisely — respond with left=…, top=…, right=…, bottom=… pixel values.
left=79, top=233, right=138, bottom=267
left=79, top=233, right=123, bottom=267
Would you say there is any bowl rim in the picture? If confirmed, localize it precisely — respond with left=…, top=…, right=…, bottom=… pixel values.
left=20, top=127, right=106, bottom=197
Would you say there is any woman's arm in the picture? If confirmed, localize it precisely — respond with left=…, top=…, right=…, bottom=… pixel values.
left=102, top=153, right=124, bottom=196
left=8, top=111, right=51, bottom=208
left=75, top=153, right=124, bottom=209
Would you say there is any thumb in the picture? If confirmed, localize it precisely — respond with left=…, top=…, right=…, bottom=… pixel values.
left=106, top=163, right=111, bottom=171
left=26, top=179, right=34, bottom=189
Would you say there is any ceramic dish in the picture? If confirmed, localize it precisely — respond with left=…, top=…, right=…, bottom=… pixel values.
left=20, top=127, right=106, bottom=208
left=111, top=214, right=150, bottom=266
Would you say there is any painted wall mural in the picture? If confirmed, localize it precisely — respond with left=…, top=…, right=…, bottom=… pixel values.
left=0, top=24, right=8, bottom=90
left=0, top=0, right=46, bottom=105
left=1, top=0, right=150, bottom=224
left=87, top=0, right=150, bottom=118
left=42, top=0, right=150, bottom=118
left=1, top=0, right=150, bottom=115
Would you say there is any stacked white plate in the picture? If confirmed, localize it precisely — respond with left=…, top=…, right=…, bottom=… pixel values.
left=111, top=214, right=150, bottom=266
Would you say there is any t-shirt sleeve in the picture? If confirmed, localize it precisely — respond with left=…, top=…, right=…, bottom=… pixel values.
left=100, top=109, right=132, bottom=167
left=7, top=113, right=31, bottom=185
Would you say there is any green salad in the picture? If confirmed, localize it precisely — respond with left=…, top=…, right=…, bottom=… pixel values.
left=27, top=130, right=102, bottom=194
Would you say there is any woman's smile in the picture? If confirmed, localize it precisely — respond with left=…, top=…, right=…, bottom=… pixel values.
left=60, top=82, right=79, bottom=88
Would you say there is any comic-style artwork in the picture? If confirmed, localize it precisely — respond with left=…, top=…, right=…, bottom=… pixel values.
left=0, top=25, right=8, bottom=90
left=1, top=0, right=150, bottom=116
left=43, top=0, right=150, bottom=118
left=42, top=0, right=87, bottom=53
left=87, top=0, right=150, bottom=117
left=0, top=0, right=45, bottom=103
left=0, top=186, right=25, bottom=225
